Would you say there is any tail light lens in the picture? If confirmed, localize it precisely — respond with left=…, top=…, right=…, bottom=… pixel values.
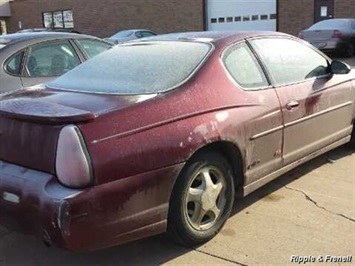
left=56, top=125, right=93, bottom=188
left=332, top=30, right=342, bottom=38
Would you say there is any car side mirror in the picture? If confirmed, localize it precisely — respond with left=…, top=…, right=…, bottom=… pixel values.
left=330, top=60, right=351, bottom=74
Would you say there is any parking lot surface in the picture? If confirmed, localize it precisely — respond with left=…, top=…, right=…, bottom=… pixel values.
left=0, top=56, right=354, bottom=266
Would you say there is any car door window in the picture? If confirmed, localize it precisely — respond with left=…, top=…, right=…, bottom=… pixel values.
left=222, top=42, right=269, bottom=89
left=5, top=51, right=25, bottom=75
left=76, top=39, right=111, bottom=59
left=25, top=40, right=81, bottom=77
left=250, top=38, right=330, bottom=86
left=135, top=32, right=143, bottom=38
left=141, top=31, right=156, bottom=37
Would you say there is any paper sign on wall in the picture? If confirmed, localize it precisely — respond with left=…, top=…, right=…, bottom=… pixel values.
left=321, top=6, right=328, bottom=17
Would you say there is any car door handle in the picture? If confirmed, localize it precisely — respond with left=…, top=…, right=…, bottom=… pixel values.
left=286, top=100, right=299, bottom=110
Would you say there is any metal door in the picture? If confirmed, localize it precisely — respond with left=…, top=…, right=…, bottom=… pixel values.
left=315, top=0, right=334, bottom=22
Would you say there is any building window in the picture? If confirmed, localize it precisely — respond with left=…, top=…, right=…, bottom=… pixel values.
left=270, top=14, right=277, bottom=20
left=211, top=18, right=217, bottom=23
left=226, top=17, right=233, bottom=23
left=242, top=16, right=250, bottom=22
left=43, top=10, right=74, bottom=29
left=235, top=16, right=241, bottom=22
left=260, top=15, right=268, bottom=20
left=252, top=15, right=259, bottom=21
left=218, top=17, right=225, bottom=23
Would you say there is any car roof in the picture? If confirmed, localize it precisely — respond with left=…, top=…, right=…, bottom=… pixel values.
left=0, top=32, right=93, bottom=45
left=134, top=31, right=289, bottom=45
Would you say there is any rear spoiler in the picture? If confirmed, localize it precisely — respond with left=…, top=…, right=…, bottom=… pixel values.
left=0, top=98, right=95, bottom=124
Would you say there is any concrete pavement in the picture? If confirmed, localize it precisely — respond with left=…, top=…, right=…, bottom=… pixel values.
left=0, top=145, right=354, bottom=265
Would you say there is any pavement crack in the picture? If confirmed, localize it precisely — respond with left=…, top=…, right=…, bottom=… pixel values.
left=283, top=185, right=355, bottom=223
left=193, top=248, right=248, bottom=266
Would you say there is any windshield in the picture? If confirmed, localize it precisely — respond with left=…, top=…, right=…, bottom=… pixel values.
left=110, top=30, right=134, bottom=38
left=309, top=19, right=349, bottom=30
left=48, top=41, right=212, bottom=94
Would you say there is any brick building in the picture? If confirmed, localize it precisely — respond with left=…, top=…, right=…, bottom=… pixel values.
left=1, top=0, right=354, bottom=38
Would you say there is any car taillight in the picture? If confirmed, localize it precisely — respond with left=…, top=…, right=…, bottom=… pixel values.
left=332, top=30, right=342, bottom=38
left=298, top=32, right=304, bottom=39
left=56, top=125, right=93, bottom=188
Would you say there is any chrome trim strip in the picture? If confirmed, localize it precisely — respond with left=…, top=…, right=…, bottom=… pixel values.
left=285, top=101, right=353, bottom=128
left=250, top=125, right=283, bottom=140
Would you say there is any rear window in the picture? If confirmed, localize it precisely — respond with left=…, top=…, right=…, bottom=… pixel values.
left=48, top=41, right=212, bottom=94
left=309, top=19, right=349, bottom=30
left=110, top=30, right=134, bottom=38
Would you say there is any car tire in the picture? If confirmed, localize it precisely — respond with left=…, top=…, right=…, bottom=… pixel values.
left=343, top=43, right=354, bottom=58
left=168, top=151, right=235, bottom=246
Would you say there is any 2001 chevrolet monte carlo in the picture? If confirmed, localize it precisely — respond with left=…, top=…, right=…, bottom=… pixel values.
left=0, top=31, right=354, bottom=252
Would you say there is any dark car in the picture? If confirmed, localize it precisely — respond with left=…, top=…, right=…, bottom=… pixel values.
left=0, top=32, right=112, bottom=93
left=0, top=31, right=354, bottom=252
left=299, top=18, right=355, bottom=57
left=105, top=29, right=157, bottom=44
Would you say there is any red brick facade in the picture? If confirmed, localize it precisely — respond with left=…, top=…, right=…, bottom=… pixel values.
left=6, top=0, right=204, bottom=37
left=4, top=0, right=355, bottom=37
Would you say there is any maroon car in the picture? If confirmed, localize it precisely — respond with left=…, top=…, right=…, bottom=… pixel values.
left=0, top=31, right=354, bottom=252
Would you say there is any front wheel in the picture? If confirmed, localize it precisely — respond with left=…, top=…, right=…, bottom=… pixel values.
left=168, top=152, right=235, bottom=246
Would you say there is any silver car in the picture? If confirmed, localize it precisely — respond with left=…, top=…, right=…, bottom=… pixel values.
left=299, top=18, right=355, bottom=57
left=105, top=29, right=157, bottom=44
left=0, top=32, right=112, bottom=94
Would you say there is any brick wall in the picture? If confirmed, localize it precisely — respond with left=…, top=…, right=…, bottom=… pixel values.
left=278, top=0, right=314, bottom=36
left=7, top=0, right=204, bottom=37
left=334, top=0, right=355, bottom=18
left=6, top=0, right=355, bottom=38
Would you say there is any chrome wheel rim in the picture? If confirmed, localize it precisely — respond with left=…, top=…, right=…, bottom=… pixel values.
left=185, top=165, right=227, bottom=231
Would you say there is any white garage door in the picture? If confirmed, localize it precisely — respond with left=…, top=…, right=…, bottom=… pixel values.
left=206, top=0, right=277, bottom=31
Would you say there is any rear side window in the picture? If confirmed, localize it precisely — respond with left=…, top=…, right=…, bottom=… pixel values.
left=6, top=51, right=24, bottom=75
left=223, top=43, right=269, bottom=89
left=76, top=39, right=111, bottom=58
left=48, top=41, right=212, bottom=94
left=250, top=38, right=330, bottom=86
left=25, top=40, right=81, bottom=77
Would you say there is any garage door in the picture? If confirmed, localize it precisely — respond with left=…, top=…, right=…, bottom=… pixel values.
left=206, top=0, right=277, bottom=31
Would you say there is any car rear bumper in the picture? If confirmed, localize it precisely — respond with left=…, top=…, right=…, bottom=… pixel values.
left=310, top=39, right=349, bottom=52
left=0, top=160, right=183, bottom=251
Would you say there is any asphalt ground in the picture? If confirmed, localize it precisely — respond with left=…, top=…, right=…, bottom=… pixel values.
left=0, top=55, right=354, bottom=266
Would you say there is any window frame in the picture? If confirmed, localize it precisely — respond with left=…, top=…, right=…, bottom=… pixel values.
left=221, top=41, right=271, bottom=91
left=4, top=50, right=26, bottom=77
left=247, top=36, right=332, bottom=88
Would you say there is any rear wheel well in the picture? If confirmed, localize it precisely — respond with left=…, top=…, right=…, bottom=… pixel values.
left=190, top=141, right=245, bottom=196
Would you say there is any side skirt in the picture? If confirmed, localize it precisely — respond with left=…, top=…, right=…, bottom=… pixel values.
left=242, top=136, right=351, bottom=197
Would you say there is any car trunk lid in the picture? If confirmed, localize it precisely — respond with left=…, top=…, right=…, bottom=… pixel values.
left=0, top=88, right=157, bottom=174
left=304, top=29, right=336, bottom=42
